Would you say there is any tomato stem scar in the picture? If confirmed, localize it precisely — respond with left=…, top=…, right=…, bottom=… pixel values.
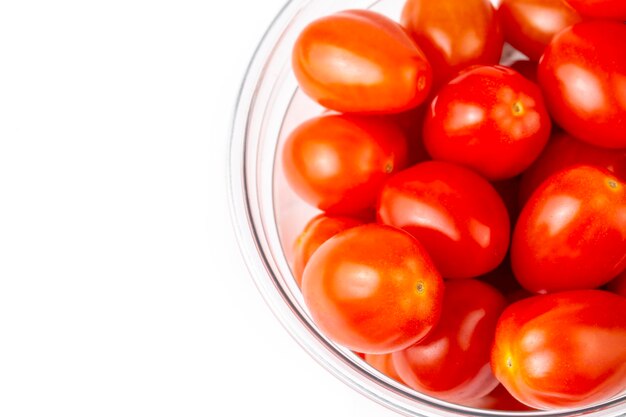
left=416, top=282, right=425, bottom=293
left=512, top=101, right=525, bottom=116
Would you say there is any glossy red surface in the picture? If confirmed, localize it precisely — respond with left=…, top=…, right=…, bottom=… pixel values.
left=512, top=166, right=626, bottom=293
left=393, top=280, right=505, bottom=402
left=378, top=161, right=510, bottom=279
left=492, top=290, right=626, bottom=409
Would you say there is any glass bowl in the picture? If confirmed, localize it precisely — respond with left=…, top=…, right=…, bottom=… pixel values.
left=228, top=0, right=626, bottom=416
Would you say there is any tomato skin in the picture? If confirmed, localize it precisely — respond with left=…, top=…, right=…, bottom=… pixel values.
left=393, top=280, right=505, bottom=402
left=498, top=0, right=581, bottom=61
left=564, top=0, right=626, bottom=19
left=512, top=166, right=626, bottom=293
left=292, top=10, right=432, bottom=114
left=423, top=65, right=552, bottom=180
left=607, top=271, right=626, bottom=297
left=401, top=0, right=503, bottom=87
left=491, top=290, right=626, bottom=410
left=282, top=114, right=408, bottom=215
left=302, top=224, right=444, bottom=354
left=365, top=353, right=404, bottom=384
left=538, top=21, right=626, bottom=149
left=519, top=132, right=626, bottom=205
left=377, top=161, right=510, bottom=279
left=292, top=214, right=363, bottom=287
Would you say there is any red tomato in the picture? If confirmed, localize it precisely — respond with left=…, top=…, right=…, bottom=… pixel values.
left=292, top=214, right=363, bottom=287
left=292, top=10, right=432, bottom=114
left=393, top=280, right=505, bottom=402
left=564, top=0, right=626, bottom=19
left=377, top=161, right=510, bottom=279
left=401, top=0, right=503, bottom=87
left=302, top=224, right=444, bottom=354
left=498, top=0, right=581, bottom=61
left=519, top=132, right=626, bottom=205
left=509, top=60, right=538, bottom=83
left=282, top=114, right=408, bottom=215
left=423, top=65, right=552, bottom=180
left=608, top=271, right=626, bottom=297
left=491, top=290, right=626, bottom=410
left=512, top=166, right=626, bottom=293
left=365, top=353, right=404, bottom=384
left=465, top=385, right=534, bottom=411
left=538, top=21, right=626, bottom=149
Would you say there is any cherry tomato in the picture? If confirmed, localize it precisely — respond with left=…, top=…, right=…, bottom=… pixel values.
left=465, top=385, right=534, bottom=411
left=423, top=65, right=552, bottom=180
left=401, top=0, right=503, bottom=87
left=608, top=271, right=626, bottom=297
left=512, top=165, right=626, bottom=293
left=302, top=224, right=444, bottom=354
left=292, top=10, right=432, bottom=114
left=365, top=353, right=404, bottom=384
left=282, top=114, right=408, bottom=215
left=519, top=132, right=626, bottom=205
left=393, top=280, right=505, bottom=402
left=498, top=0, right=581, bottom=61
left=509, top=60, right=538, bottom=83
left=491, top=290, right=626, bottom=410
left=538, top=21, right=626, bottom=149
left=377, top=161, right=510, bottom=279
left=564, top=0, right=626, bottom=19
left=292, top=214, right=363, bottom=287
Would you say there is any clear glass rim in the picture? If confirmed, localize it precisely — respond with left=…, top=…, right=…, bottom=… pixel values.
left=227, top=0, right=626, bottom=416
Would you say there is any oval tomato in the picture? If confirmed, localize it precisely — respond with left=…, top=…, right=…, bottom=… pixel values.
left=302, top=224, right=444, bottom=354
left=424, top=65, right=551, bottom=180
left=292, top=214, right=363, bottom=287
left=519, top=132, right=626, bottom=205
left=365, top=353, right=404, bottom=384
left=401, top=0, right=503, bottom=87
left=608, top=271, right=626, bottom=297
left=498, top=0, right=581, bottom=61
left=564, top=0, right=626, bottom=19
left=282, top=114, right=408, bottom=215
left=393, top=280, right=505, bottom=402
left=377, top=161, right=510, bottom=279
left=512, top=165, right=626, bottom=293
left=538, top=21, right=626, bottom=149
left=491, top=290, right=626, bottom=410
left=292, top=10, right=432, bottom=114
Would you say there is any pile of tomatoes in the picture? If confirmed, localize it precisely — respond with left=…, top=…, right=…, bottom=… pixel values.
left=281, top=0, right=626, bottom=411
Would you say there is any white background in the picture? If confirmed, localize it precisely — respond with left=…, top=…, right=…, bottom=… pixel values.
left=0, top=1, right=399, bottom=416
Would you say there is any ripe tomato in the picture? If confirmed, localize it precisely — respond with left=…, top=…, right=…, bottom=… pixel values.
left=608, top=271, right=626, bottom=297
left=401, top=0, right=503, bottom=87
left=423, top=65, right=552, bottom=180
left=292, top=214, right=363, bottom=287
left=365, top=353, right=404, bottom=384
left=465, top=385, right=534, bottom=411
left=538, top=21, right=626, bottom=149
left=519, top=132, right=626, bottom=204
left=282, top=114, right=408, bottom=215
left=564, top=0, right=626, bottom=19
left=512, top=166, right=626, bottom=293
left=377, top=161, right=510, bottom=279
left=491, top=290, right=626, bottom=410
left=498, top=0, right=581, bottom=61
left=292, top=10, right=432, bottom=114
left=393, top=280, right=505, bottom=402
left=302, top=224, right=444, bottom=354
